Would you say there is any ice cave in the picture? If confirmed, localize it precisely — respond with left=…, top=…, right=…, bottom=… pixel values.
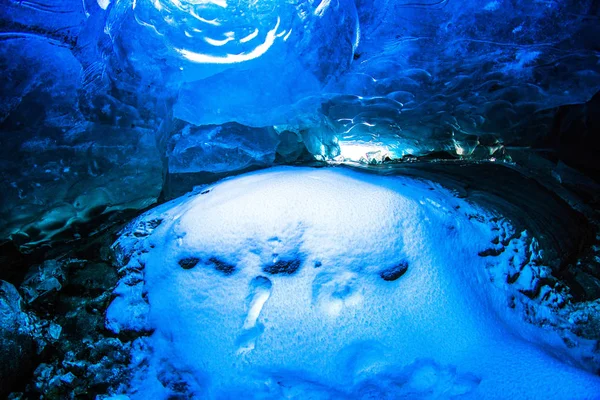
left=1, top=1, right=600, bottom=399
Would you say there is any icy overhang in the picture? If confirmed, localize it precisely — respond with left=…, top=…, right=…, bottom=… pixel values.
left=103, top=0, right=600, bottom=159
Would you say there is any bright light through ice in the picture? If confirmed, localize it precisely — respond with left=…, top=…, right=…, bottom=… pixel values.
left=176, top=18, right=281, bottom=64
left=338, top=142, right=390, bottom=162
left=208, top=0, right=227, bottom=7
left=97, top=0, right=111, bottom=10
left=315, top=0, right=331, bottom=17
left=204, top=35, right=235, bottom=46
left=239, top=28, right=259, bottom=43
left=147, top=0, right=228, bottom=12
left=190, top=0, right=228, bottom=8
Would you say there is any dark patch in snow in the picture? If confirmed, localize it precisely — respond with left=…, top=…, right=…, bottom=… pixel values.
left=178, top=257, right=200, bottom=270
left=478, top=248, right=505, bottom=257
left=520, top=286, right=541, bottom=300
left=508, top=296, right=516, bottom=309
left=380, top=261, right=409, bottom=281
left=468, top=214, right=485, bottom=223
left=518, top=277, right=555, bottom=300
left=209, top=257, right=236, bottom=275
left=507, top=272, right=520, bottom=284
left=263, top=259, right=301, bottom=275
left=148, top=219, right=163, bottom=228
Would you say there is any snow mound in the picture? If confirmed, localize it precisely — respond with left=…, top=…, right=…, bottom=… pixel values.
left=106, top=167, right=600, bottom=399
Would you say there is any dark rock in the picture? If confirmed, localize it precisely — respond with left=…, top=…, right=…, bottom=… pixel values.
left=570, top=300, right=600, bottom=340
left=263, top=259, right=301, bottom=275
left=27, top=335, right=131, bottom=398
left=379, top=262, right=409, bottom=282
left=507, top=272, right=520, bottom=284
left=59, top=371, right=76, bottom=386
left=478, top=248, right=505, bottom=257
left=10, top=254, right=133, bottom=398
left=20, top=260, right=65, bottom=307
left=178, top=257, right=200, bottom=270
left=132, top=219, right=163, bottom=238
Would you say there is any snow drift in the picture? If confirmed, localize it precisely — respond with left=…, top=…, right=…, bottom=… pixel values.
left=106, top=166, right=600, bottom=399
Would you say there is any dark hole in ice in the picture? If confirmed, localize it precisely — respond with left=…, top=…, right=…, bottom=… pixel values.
left=24, top=226, right=42, bottom=240
left=380, top=261, right=409, bottom=281
left=85, top=204, right=108, bottom=218
left=263, top=259, right=301, bottom=275
left=178, top=257, right=200, bottom=270
left=209, top=257, right=236, bottom=275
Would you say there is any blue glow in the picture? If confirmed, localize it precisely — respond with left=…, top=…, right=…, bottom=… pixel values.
left=1, top=1, right=600, bottom=397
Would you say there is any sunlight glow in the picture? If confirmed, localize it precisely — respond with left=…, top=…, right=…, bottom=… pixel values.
left=176, top=18, right=281, bottom=64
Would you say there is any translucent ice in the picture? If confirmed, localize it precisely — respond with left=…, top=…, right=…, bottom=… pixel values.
left=107, top=0, right=359, bottom=127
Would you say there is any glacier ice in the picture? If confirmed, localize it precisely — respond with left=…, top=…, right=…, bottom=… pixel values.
left=164, top=122, right=280, bottom=174
left=106, top=167, right=600, bottom=399
left=107, top=0, right=359, bottom=127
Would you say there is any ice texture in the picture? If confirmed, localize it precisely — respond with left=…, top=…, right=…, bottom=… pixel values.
left=107, top=167, right=600, bottom=399
left=164, top=122, right=280, bottom=174
left=107, top=0, right=358, bottom=127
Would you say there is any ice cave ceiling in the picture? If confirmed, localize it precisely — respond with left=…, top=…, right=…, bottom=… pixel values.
left=0, top=0, right=599, bottom=250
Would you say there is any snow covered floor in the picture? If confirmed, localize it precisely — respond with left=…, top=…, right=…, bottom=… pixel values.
left=106, top=167, right=600, bottom=399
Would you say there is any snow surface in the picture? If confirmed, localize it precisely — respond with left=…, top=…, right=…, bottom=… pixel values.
left=106, top=166, right=600, bottom=399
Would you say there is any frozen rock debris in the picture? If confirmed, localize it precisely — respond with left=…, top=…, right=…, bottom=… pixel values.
left=106, top=167, right=600, bottom=399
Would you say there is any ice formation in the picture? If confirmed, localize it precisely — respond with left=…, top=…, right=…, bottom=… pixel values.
left=107, top=167, right=600, bottom=399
